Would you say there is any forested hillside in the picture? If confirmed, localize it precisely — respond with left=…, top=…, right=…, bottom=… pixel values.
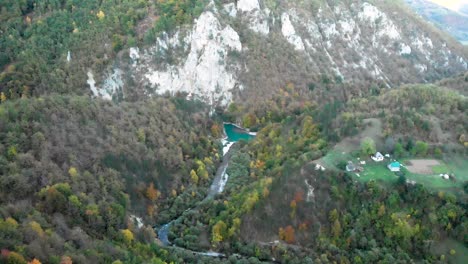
left=0, top=96, right=224, bottom=263
left=0, top=0, right=467, bottom=263
left=437, top=72, right=468, bottom=96
left=334, top=85, right=468, bottom=145
left=242, top=162, right=467, bottom=263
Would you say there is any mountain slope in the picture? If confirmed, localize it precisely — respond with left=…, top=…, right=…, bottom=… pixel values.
left=92, top=0, right=467, bottom=108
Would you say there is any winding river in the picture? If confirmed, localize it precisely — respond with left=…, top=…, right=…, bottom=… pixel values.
left=156, top=123, right=255, bottom=252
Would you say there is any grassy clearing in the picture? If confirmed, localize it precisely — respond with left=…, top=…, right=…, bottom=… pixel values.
left=317, top=116, right=467, bottom=192
left=318, top=150, right=467, bottom=192
left=359, top=163, right=460, bottom=190
left=358, top=163, right=398, bottom=183
left=318, top=150, right=352, bottom=170
left=404, top=169, right=457, bottom=190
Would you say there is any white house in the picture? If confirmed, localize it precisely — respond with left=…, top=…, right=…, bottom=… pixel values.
left=371, top=152, right=384, bottom=162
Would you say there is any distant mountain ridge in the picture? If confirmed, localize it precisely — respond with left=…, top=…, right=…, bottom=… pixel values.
left=405, top=0, right=468, bottom=44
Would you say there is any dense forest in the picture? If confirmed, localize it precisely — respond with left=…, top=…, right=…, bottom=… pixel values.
left=0, top=95, right=225, bottom=263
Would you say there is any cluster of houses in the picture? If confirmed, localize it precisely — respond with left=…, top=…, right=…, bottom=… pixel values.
left=346, top=152, right=402, bottom=172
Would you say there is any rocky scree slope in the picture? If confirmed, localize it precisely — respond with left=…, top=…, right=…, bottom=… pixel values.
left=90, top=0, right=468, bottom=107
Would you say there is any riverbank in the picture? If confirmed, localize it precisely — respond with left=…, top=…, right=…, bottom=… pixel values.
left=156, top=122, right=255, bottom=254
left=156, top=144, right=235, bottom=246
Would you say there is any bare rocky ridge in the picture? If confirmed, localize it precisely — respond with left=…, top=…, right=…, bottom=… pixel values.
left=89, top=0, right=468, bottom=107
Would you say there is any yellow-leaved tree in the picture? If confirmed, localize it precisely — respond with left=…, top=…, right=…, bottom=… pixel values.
left=121, top=229, right=134, bottom=245
left=190, top=169, right=199, bottom=185
left=96, top=10, right=105, bottom=20
left=68, top=167, right=78, bottom=178
left=211, top=220, right=227, bottom=244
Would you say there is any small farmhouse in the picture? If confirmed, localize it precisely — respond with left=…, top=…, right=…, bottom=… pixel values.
left=371, top=152, right=384, bottom=162
left=388, top=162, right=401, bottom=172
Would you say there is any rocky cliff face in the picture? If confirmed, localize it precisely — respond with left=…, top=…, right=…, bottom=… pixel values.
left=89, top=0, right=468, bottom=107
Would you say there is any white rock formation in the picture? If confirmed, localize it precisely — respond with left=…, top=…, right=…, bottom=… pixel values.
left=130, top=215, right=144, bottom=229
left=224, top=3, right=237, bottom=17
left=129, top=47, right=140, bottom=66
left=237, top=0, right=269, bottom=35
left=358, top=3, right=401, bottom=40
left=87, top=69, right=123, bottom=100
left=87, top=71, right=98, bottom=96
left=281, top=13, right=305, bottom=50
left=400, top=44, right=412, bottom=55
left=237, top=0, right=260, bottom=12
left=101, top=69, right=123, bottom=100
left=144, top=12, right=242, bottom=106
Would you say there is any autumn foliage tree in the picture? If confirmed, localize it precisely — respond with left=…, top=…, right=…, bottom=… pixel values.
left=28, top=258, right=42, bottom=264
left=212, top=220, right=227, bottom=244
left=290, top=200, right=297, bottom=219
left=190, top=170, right=199, bottom=185
left=145, top=183, right=159, bottom=201
left=210, top=124, right=221, bottom=137
left=120, top=229, right=134, bottom=245
left=279, top=225, right=295, bottom=243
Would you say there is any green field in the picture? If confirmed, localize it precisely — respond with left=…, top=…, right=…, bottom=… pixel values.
left=318, top=150, right=353, bottom=170
left=358, top=163, right=399, bottom=183
left=318, top=150, right=468, bottom=192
